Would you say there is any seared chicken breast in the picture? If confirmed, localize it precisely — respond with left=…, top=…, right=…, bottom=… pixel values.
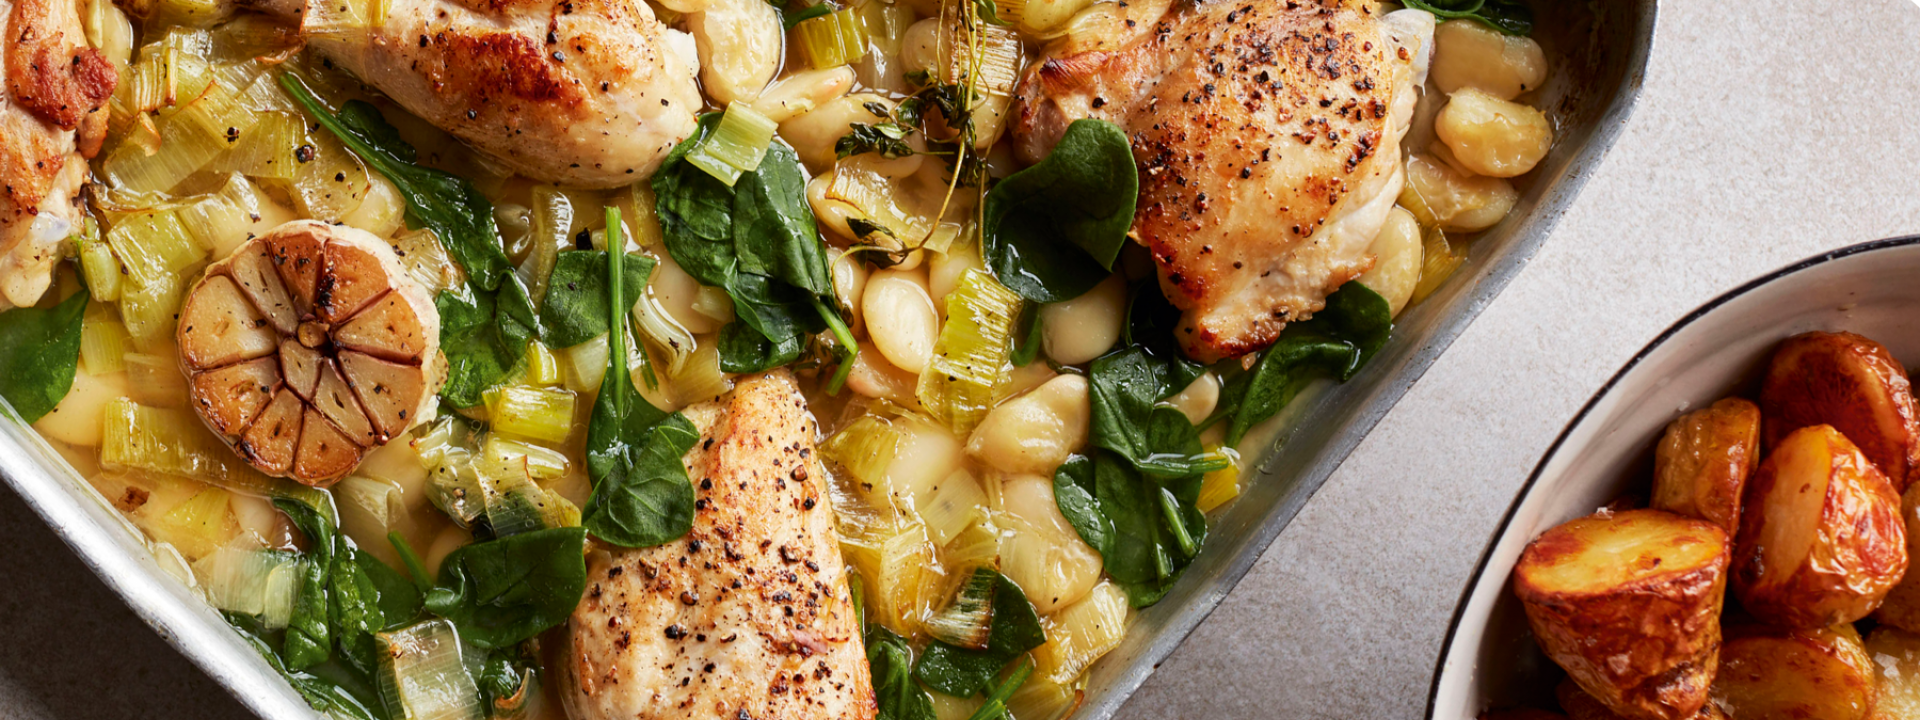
left=304, top=0, right=701, bottom=187
left=1011, top=0, right=1419, bottom=363
left=1, top=0, right=115, bottom=309
left=565, top=370, right=876, bottom=720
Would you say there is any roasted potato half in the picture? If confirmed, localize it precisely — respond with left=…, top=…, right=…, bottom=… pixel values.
left=1652, top=398, right=1762, bottom=534
left=1514, top=509, right=1731, bottom=720
left=1875, top=482, right=1920, bottom=632
left=1710, top=623, right=1876, bottom=720
left=1732, top=424, right=1907, bottom=628
left=1866, top=626, right=1920, bottom=720
left=1557, top=679, right=1729, bottom=720
left=1760, top=331, right=1920, bottom=492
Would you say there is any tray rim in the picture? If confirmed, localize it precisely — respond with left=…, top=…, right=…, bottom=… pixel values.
left=0, top=2, right=1662, bottom=716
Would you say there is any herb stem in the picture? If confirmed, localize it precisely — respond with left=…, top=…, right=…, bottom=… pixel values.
left=388, top=531, right=433, bottom=591
left=606, top=207, right=627, bottom=419
left=963, top=657, right=1035, bottom=720
left=811, top=294, right=860, bottom=396
left=1158, top=486, right=1197, bottom=558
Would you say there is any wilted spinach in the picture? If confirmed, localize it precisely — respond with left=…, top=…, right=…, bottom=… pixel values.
left=1403, top=0, right=1532, bottom=36
left=1214, top=282, right=1392, bottom=444
left=282, top=73, right=538, bottom=407
left=1054, top=453, right=1205, bottom=607
left=227, top=612, right=388, bottom=720
left=868, top=625, right=937, bottom=720
left=423, top=526, right=588, bottom=649
left=653, top=113, right=856, bottom=374
left=912, top=570, right=1045, bottom=697
left=538, top=250, right=657, bottom=348
left=982, top=119, right=1137, bottom=303
left=579, top=212, right=701, bottom=549
left=1087, top=347, right=1224, bottom=479
left=0, top=287, right=88, bottom=423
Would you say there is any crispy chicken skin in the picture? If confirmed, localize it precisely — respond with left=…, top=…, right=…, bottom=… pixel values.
left=565, top=370, right=876, bottom=720
left=304, top=0, right=700, bottom=188
left=1011, top=0, right=1417, bottom=363
left=0, top=0, right=115, bottom=309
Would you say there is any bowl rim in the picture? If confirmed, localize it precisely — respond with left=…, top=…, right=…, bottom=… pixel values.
left=1422, top=233, right=1920, bottom=718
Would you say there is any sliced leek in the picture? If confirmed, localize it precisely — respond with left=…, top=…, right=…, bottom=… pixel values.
left=485, top=385, right=578, bottom=444
left=520, top=186, right=571, bottom=306
left=821, top=415, right=903, bottom=510
left=105, top=209, right=204, bottom=290
left=795, top=8, right=871, bottom=70
left=196, top=545, right=300, bottom=623
left=480, top=435, right=569, bottom=481
left=217, top=110, right=302, bottom=180
left=916, top=468, right=987, bottom=547
left=685, top=103, right=779, bottom=186
left=80, top=305, right=132, bottom=375
left=1032, top=581, right=1130, bottom=684
left=925, top=566, right=997, bottom=650
left=522, top=342, right=564, bottom=387
left=124, top=352, right=190, bottom=407
left=916, top=269, right=1021, bottom=435
left=76, top=218, right=122, bottom=303
left=1409, top=225, right=1465, bottom=306
left=670, top=340, right=733, bottom=406
left=154, top=485, right=237, bottom=559
left=376, top=619, right=483, bottom=720
left=119, top=275, right=187, bottom=351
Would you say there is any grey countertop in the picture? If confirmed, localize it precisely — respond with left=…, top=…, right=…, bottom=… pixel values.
left=6, top=1, right=1920, bottom=718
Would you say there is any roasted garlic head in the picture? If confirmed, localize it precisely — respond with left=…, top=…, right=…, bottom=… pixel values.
left=177, top=220, right=445, bottom=486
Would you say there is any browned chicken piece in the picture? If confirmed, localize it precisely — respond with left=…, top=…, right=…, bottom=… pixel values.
left=1011, top=0, right=1419, bottom=363
left=1, top=0, right=116, bottom=309
left=302, top=0, right=701, bottom=187
left=565, top=370, right=875, bottom=720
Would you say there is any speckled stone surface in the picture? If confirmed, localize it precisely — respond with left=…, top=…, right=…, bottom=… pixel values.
left=4, top=1, right=1920, bottom=718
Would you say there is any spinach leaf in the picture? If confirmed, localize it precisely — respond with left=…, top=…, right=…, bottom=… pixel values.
left=329, top=550, right=384, bottom=675
left=1087, top=347, right=1221, bottom=479
left=538, top=250, right=656, bottom=348
left=0, top=287, right=88, bottom=423
left=579, top=215, right=701, bottom=548
left=913, top=570, right=1045, bottom=697
left=357, top=549, right=423, bottom=630
left=226, top=612, right=389, bottom=720
left=1008, top=303, right=1042, bottom=368
left=478, top=645, right=540, bottom=719
left=982, top=119, right=1137, bottom=303
left=1403, top=0, right=1532, bottom=36
left=283, top=73, right=538, bottom=406
left=1054, top=452, right=1205, bottom=608
left=867, top=625, right=937, bottom=720
left=279, top=74, right=510, bottom=290
left=275, top=496, right=337, bottom=669
left=1218, top=282, right=1391, bottom=444
left=653, top=113, right=856, bottom=374
left=423, top=526, right=588, bottom=649
left=436, top=279, right=540, bottom=407
left=583, top=414, right=700, bottom=547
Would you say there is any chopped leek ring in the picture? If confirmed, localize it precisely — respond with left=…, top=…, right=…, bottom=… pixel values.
left=197, top=545, right=299, bottom=624
left=376, top=619, right=483, bottom=720
left=481, top=435, right=569, bottom=481
left=1409, top=225, right=1465, bottom=306
left=795, top=8, right=871, bottom=70
left=944, top=22, right=1021, bottom=98
left=916, top=269, right=1021, bottom=435
left=822, top=415, right=903, bottom=509
left=105, top=209, right=204, bottom=290
left=925, top=566, right=997, bottom=650
left=154, top=485, right=237, bottom=559
left=76, top=218, right=121, bottom=303
left=485, top=385, right=578, bottom=445
left=685, top=103, right=779, bottom=187
left=217, top=110, right=302, bottom=180
left=670, top=340, right=733, bottom=406
left=80, top=305, right=131, bottom=376
left=118, top=274, right=187, bottom=352
left=523, top=342, right=564, bottom=387
left=1031, top=581, right=1130, bottom=685
left=124, top=352, right=189, bottom=407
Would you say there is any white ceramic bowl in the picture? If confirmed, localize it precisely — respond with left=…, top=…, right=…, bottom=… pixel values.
left=1427, top=236, right=1920, bottom=718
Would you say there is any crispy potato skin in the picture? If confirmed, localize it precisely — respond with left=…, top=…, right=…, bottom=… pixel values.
left=1557, top=679, right=1730, bottom=720
left=1710, top=623, right=1876, bottom=720
left=1732, top=425, right=1907, bottom=629
left=1876, top=482, right=1920, bottom=632
left=1653, top=398, right=1761, bottom=534
left=1760, top=331, right=1920, bottom=492
left=1515, top=509, right=1731, bottom=720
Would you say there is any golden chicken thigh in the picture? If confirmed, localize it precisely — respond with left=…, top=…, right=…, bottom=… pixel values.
left=304, top=0, right=701, bottom=188
left=1011, top=0, right=1421, bottom=362
left=0, top=0, right=115, bottom=309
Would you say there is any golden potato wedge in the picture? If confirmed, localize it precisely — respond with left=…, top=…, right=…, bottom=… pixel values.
left=1710, top=623, right=1876, bottom=720
left=1557, top=679, right=1729, bottom=720
left=1876, top=481, right=1920, bottom=632
left=1653, top=398, right=1762, bottom=534
left=1514, top=509, right=1731, bottom=720
left=1732, top=424, right=1907, bottom=628
left=1760, top=331, right=1920, bottom=492
left=1866, top=626, right=1920, bottom=720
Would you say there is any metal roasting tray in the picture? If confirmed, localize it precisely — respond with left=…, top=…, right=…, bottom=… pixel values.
left=0, top=1, right=1656, bottom=717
